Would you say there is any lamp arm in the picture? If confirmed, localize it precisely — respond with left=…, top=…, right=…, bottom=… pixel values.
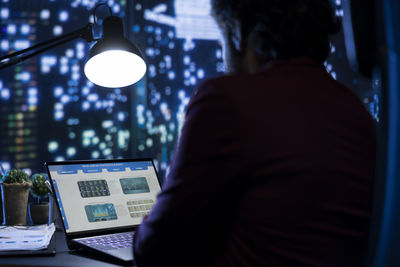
left=0, top=24, right=94, bottom=70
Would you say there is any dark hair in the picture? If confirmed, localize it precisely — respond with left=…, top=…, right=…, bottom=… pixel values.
left=211, top=0, right=341, bottom=64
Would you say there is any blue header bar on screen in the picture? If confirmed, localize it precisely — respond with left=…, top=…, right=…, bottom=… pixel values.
left=48, top=161, right=153, bottom=175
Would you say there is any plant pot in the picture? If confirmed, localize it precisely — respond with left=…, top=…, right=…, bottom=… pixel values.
left=1, top=183, right=31, bottom=225
left=30, top=203, right=49, bottom=225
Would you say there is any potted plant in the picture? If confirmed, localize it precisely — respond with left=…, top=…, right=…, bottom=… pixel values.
left=1, top=169, right=31, bottom=225
left=30, top=173, right=51, bottom=225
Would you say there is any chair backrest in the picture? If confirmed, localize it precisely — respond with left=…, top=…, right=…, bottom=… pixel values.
left=342, top=0, right=400, bottom=266
left=341, top=0, right=376, bottom=78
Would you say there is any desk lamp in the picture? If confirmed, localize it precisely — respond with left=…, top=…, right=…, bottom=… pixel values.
left=0, top=4, right=146, bottom=88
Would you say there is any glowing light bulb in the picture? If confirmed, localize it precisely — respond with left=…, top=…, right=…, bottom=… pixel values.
left=84, top=50, right=146, bottom=88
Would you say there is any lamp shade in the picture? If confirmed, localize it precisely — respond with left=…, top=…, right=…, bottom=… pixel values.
left=84, top=16, right=146, bottom=88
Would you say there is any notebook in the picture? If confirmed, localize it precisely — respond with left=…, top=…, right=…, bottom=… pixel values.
left=45, top=158, right=162, bottom=262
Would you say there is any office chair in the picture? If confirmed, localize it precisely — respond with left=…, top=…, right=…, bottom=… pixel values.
left=342, top=0, right=400, bottom=266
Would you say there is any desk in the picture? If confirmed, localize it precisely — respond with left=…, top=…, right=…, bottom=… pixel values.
left=0, top=230, right=135, bottom=267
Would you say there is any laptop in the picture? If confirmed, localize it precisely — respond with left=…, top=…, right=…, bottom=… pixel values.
left=45, top=158, right=162, bottom=262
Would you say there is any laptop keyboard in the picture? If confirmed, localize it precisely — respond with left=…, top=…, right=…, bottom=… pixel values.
left=76, top=232, right=134, bottom=251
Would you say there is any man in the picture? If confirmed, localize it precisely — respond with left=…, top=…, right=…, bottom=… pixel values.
left=133, top=0, right=376, bottom=266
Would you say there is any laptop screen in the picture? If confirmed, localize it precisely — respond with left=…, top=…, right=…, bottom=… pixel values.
left=46, top=159, right=161, bottom=234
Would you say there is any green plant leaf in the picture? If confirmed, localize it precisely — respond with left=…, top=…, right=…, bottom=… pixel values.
left=2, top=169, right=30, bottom=184
left=31, top=173, right=50, bottom=198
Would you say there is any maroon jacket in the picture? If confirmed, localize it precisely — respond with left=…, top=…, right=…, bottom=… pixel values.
left=133, top=57, right=376, bottom=267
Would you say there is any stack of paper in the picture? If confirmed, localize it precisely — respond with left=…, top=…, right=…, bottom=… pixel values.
left=0, top=223, right=55, bottom=251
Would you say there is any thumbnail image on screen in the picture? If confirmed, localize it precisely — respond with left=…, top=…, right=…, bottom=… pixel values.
left=85, top=203, right=118, bottom=222
left=127, top=199, right=155, bottom=218
left=120, top=177, right=150, bottom=194
left=78, top=180, right=110, bottom=198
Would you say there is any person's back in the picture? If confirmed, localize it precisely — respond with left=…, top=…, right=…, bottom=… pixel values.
left=133, top=1, right=376, bottom=266
left=202, top=56, right=375, bottom=266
